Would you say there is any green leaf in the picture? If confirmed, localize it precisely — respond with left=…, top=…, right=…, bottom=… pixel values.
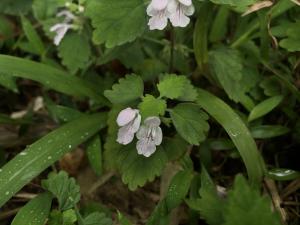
left=196, top=89, right=265, bottom=186
left=83, top=212, right=113, bottom=225
left=0, top=113, right=107, bottom=207
left=209, top=0, right=255, bottom=9
left=146, top=200, right=169, bottom=225
left=86, top=135, right=103, bottom=176
left=98, top=41, right=144, bottom=70
left=104, top=74, right=144, bottom=104
left=117, top=144, right=168, bottom=190
left=62, top=209, right=77, bottom=225
left=48, top=210, right=64, bottom=225
left=223, top=175, right=282, bottom=225
left=170, top=103, right=210, bottom=145
left=0, top=55, right=106, bottom=103
left=46, top=104, right=83, bottom=123
left=163, top=137, right=188, bottom=161
left=157, top=74, right=193, bottom=99
left=209, top=47, right=246, bottom=102
left=48, top=209, right=78, bottom=225
left=267, top=169, right=300, bottom=181
left=32, top=0, right=65, bottom=20
left=186, top=167, right=224, bottom=225
left=165, top=170, right=193, bottom=211
left=21, top=16, right=45, bottom=55
left=193, top=2, right=212, bottom=71
left=250, top=125, right=290, bottom=139
left=208, top=138, right=235, bottom=151
left=209, top=6, right=230, bottom=42
left=0, top=73, right=18, bottom=92
left=0, top=0, right=32, bottom=15
left=178, top=78, right=198, bottom=102
left=248, top=95, right=283, bottom=122
left=138, top=94, right=167, bottom=119
left=279, top=21, right=300, bottom=52
left=86, top=0, right=146, bottom=48
left=42, top=171, right=81, bottom=211
left=58, top=33, right=91, bottom=74
left=117, top=212, right=132, bottom=225
left=11, top=192, right=52, bottom=225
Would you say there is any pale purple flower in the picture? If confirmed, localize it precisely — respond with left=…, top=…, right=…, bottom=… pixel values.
left=147, top=0, right=171, bottom=30
left=168, top=0, right=195, bottom=28
left=50, top=10, right=76, bottom=46
left=146, top=0, right=195, bottom=30
left=116, top=108, right=141, bottom=145
left=50, top=23, right=73, bottom=46
left=136, top=117, right=163, bottom=157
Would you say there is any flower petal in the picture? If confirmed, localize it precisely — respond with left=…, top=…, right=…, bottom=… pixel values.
left=183, top=4, right=195, bottom=16
left=117, top=125, right=135, bottom=145
left=167, top=0, right=178, bottom=13
left=136, top=139, right=157, bottom=157
left=169, top=7, right=190, bottom=27
left=57, top=10, right=76, bottom=22
left=146, top=3, right=157, bottom=16
left=51, top=24, right=71, bottom=46
left=148, top=15, right=168, bottom=30
left=131, top=114, right=141, bottom=133
left=178, top=0, right=192, bottom=6
left=153, top=126, right=163, bottom=145
left=152, top=0, right=168, bottom=10
left=136, top=125, right=148, bottom=140
left=116, top=108, right=138, bottom=126
left=144, top=116, right=161, bottom=127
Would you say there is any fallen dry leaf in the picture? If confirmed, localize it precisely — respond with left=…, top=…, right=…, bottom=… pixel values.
left=242, top=1, right=273, bottom=16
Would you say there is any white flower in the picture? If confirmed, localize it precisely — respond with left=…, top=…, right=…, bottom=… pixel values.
left=50, top=23, right=73, bottom=46
left=116, top=108, right=141, bottom=145
left=50, top=10, right=76, bottom=46
left=136, top=116, right=163, bottom=157
left=146, top=0, right=195, bottom=30
left=168, top=0, right=195, bottom=28
left=147, top=0, right=170, bottom=30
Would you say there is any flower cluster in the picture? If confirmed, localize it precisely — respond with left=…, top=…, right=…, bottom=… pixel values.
left=50, top=3, right=85, bottom=46
left=116, top=108, right=163, bottom=157
left=50, top=10, right=76, bottom=46
left=146, top=0, right=195, bottom=30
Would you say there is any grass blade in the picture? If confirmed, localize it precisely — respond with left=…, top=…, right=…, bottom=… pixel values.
left=196, top=89, right=266, bottom=186
left=0, top=113, right=107, bottom=207
left=11, top=192, right=52, bottom=225
left=0, top=55, right=107, bottom=103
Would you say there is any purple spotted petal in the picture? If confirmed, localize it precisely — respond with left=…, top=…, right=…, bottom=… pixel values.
left=136, top=139, right=157, bottom=157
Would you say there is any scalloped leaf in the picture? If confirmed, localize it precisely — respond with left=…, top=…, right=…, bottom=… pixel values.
left=42, top=171, right=81, bottom=211
left=138, top=94, right=167, bottom=119
left=86, top=0, right=146, bottom=48
left=223, top=175, right=282, bottom=225
left=117, top=144, right=168, bottom=190
left=104, top=74, right=144, bottom=104
left=157, top=74, right=185, bottom=99
left=170, top=103, right=210, bottom=145
left=58, top=33, right=91, bottom=74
